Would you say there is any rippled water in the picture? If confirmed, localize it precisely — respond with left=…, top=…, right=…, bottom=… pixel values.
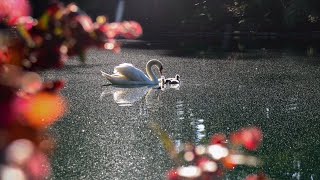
left=44, top=48, right=320, bottom=180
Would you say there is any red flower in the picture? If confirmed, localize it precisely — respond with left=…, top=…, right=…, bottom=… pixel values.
left=210, top=133, right=227, bottom=146
left=167, top=169, right=179, bottom=180
left=241, top=127, right=263, bottom=151
left=230, top=127, right=263, bottom=151
left=0, top=49, right=10, bottom=64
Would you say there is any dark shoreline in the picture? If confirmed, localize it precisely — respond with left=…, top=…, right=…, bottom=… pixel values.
left=119, top=31, right=320, bottom=54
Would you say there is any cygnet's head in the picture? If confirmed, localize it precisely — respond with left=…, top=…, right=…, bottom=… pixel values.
left=175, top=74, right=180, bottom=81
left=160, top=76, right=165, bottom=84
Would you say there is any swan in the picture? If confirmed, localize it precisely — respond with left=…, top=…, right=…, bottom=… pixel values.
left=101, top=59, right=163, bottom=85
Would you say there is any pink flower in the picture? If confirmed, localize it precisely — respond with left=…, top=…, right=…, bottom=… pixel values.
left=120, top=21, right=143, bottom=39
left=98, top=21, right=142, bottom=39
left=25, top=151, right=51, bottom=179
left=0, top=0, right=31, bottom=25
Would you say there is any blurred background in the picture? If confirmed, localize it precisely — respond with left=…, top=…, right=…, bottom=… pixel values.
left=30, top=1, right=320, bottom=34
left=29, top=0, right=320, bottom=52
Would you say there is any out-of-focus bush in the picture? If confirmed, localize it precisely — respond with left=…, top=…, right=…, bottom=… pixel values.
left=0, top=0, right=142, bottom=179
left=152, top=124, right=268, bottom=180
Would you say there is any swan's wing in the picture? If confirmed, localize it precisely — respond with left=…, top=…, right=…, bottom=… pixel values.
left=101, top=70, right=130, bottom=84
left=101, top=70, right=149, bottom=85
left=114, top=63, right=150, bottom=82
left=113, top=63, right=134, bottom=74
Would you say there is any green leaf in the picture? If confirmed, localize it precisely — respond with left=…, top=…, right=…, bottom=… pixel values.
left=17, top=25, right=35, bottom=48
left=39, top=12, right=50, bottom=31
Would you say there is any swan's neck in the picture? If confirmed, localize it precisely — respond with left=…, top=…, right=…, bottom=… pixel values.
left=146, top=60, right=161, bottom=83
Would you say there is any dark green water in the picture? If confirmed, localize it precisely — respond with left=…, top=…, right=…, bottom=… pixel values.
left=43, top=48, right=320, bottom=179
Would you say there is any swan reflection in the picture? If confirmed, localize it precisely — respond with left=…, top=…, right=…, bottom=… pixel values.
left=100, top=85, right=158, bottom=106
left=101, top=79, right=181, bottom=107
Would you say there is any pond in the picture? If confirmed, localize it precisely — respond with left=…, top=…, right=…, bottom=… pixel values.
left=43, top=47, right=320, bottom=179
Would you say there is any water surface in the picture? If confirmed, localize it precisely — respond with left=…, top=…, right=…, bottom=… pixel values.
left=44, top=48, right=320, bottom=179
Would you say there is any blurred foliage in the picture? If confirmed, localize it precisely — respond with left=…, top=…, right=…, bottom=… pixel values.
left=36, top=0, right=320, bottom=34
left=0, top=1, right=142, bottom=179
left=225, top=0, right=320, bottom=31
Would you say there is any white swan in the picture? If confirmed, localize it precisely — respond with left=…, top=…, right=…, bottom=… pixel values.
left=101, top=59, right=163, bottom=85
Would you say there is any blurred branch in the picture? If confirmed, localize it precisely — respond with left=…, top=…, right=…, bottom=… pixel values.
left=150, top=123, right=181, bottom=166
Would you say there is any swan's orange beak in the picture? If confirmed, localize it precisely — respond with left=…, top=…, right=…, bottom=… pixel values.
left=159, top=66, right=163, bottom=75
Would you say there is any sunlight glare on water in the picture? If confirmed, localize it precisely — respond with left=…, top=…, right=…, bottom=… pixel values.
left=46, top=49, right=320, bottom=179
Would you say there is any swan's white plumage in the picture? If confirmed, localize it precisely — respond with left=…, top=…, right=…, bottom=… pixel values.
left=113, top=63, right=150, bottom=82
left=101, top=60, right=163, bottom=85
